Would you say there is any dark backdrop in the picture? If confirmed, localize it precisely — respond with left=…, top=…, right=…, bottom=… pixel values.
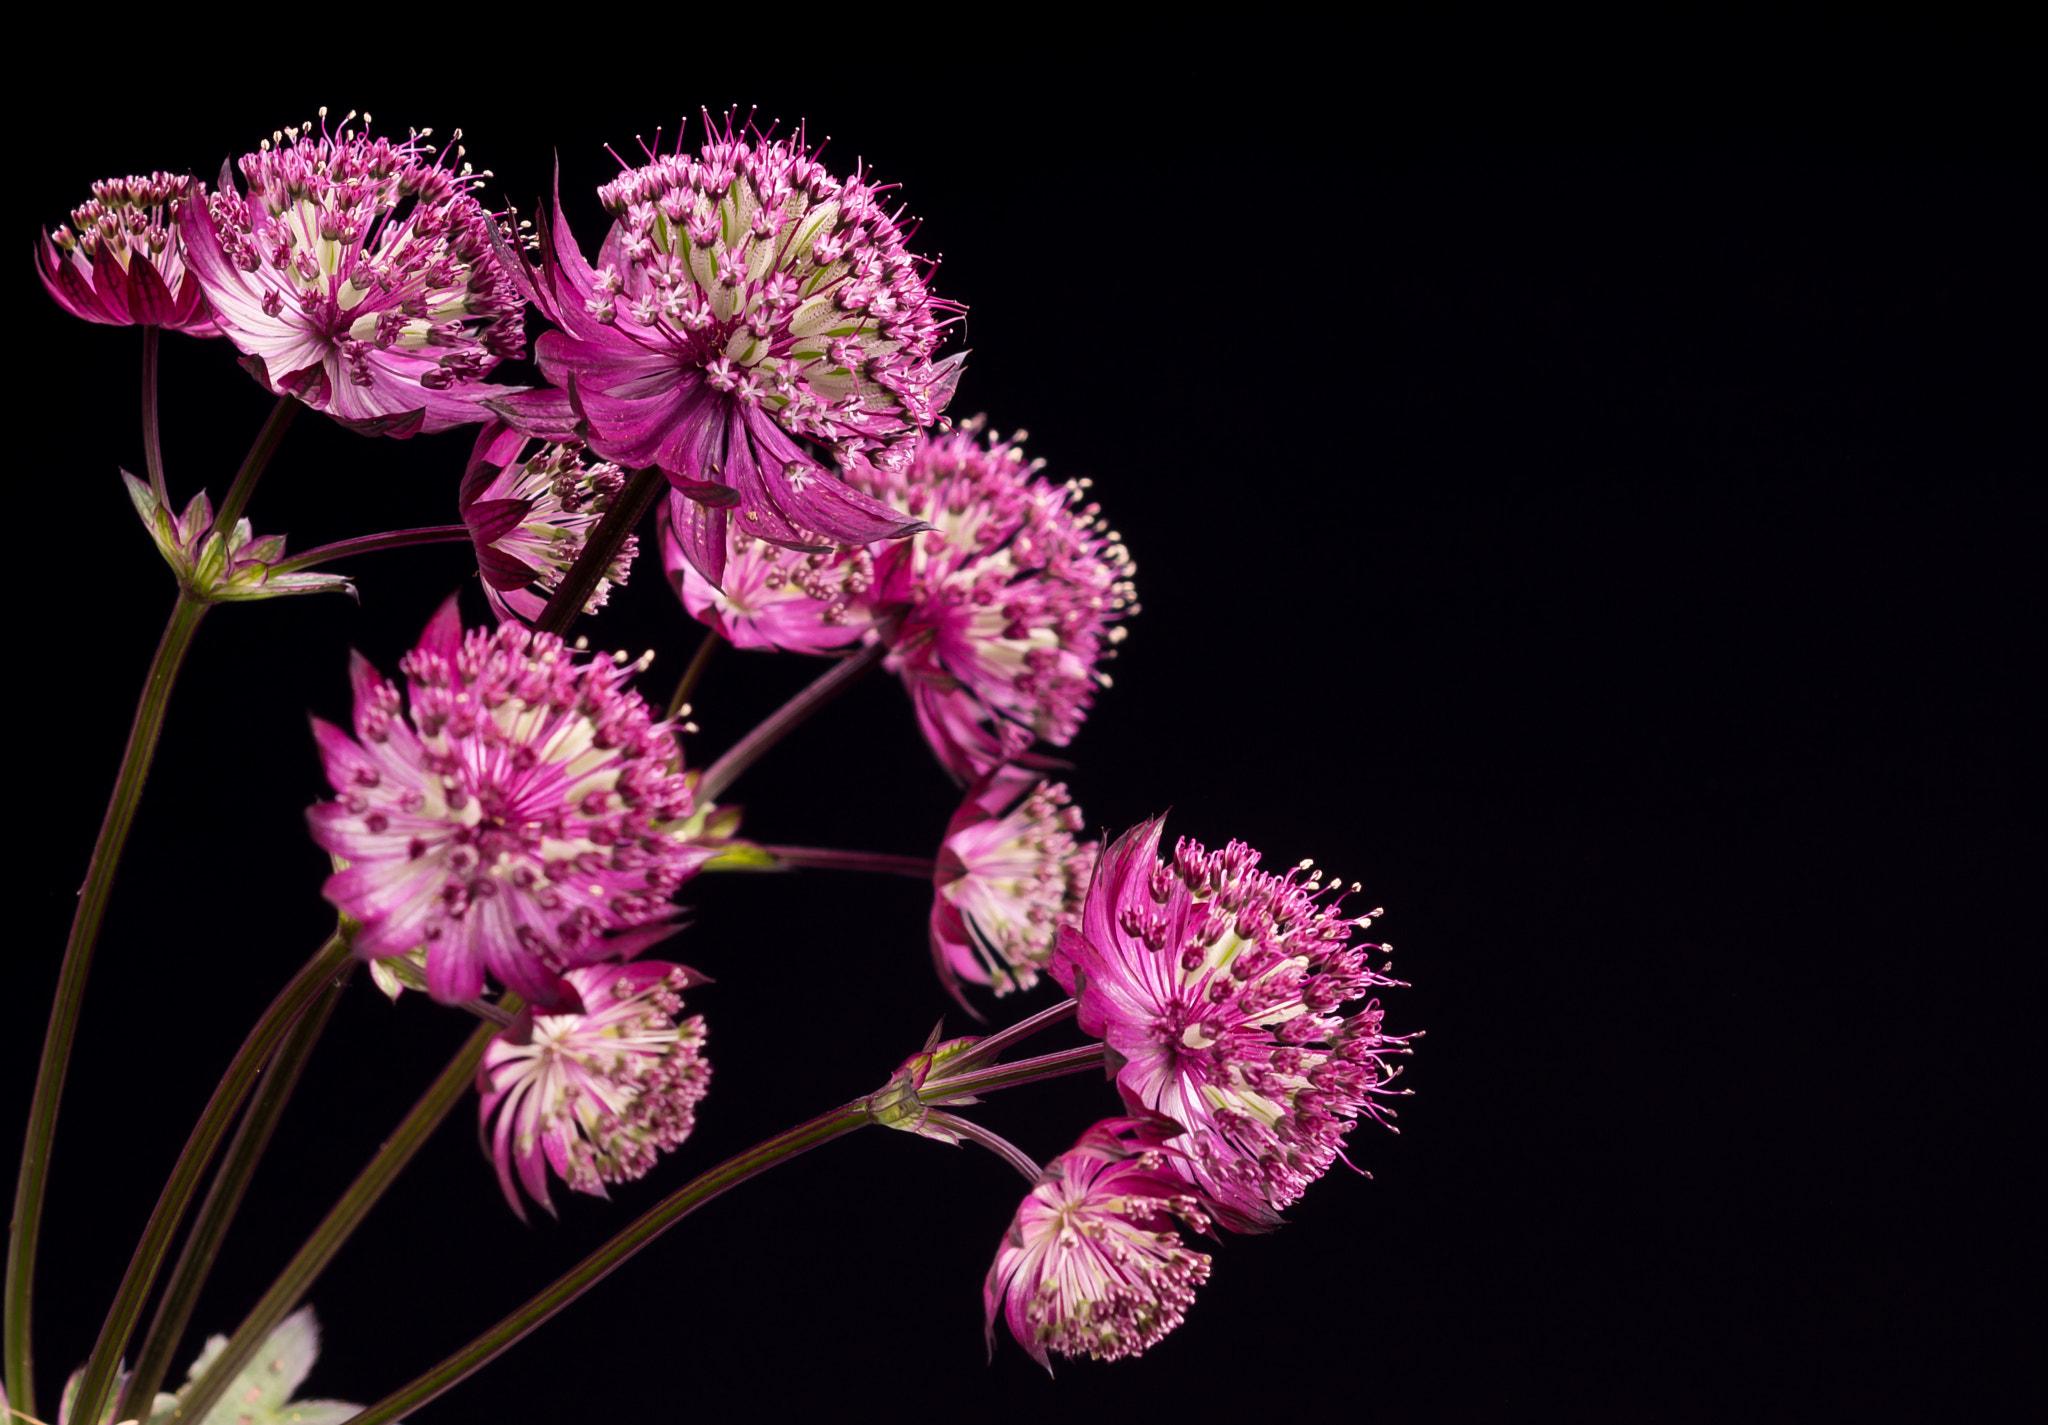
left=11, top=33, right=2037, bottom=1423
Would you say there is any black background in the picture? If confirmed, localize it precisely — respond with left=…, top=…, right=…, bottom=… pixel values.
left=10, top=27, right=2038, bottom=1423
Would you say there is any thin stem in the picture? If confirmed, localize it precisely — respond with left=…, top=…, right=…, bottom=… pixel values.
left=271, top=525, right=471, bottom=575
left=168, top=1005, right=517, bottom=1425
left=214, top=396, right=298, bottom=534
left=340, top=1102, right=875, bottom=1425
left=535, top=465, right=665, bottom=638
left=67, top=936, right=355, bottom=1425
left=942, top=997, right=1080, bottom=1076
left=924, top=1111, right=1044, bottom=1182
left=698, top=642, right=887, bottom=803
left=141, top=325, right=165, bottom=495
left=929, top=1043, right=1108, bottom=1100
left=760, top=845, right=936, bottom=879
left=665, top=628, right=720, bottom=721
left=120, top=964, right=355, bottom=1417
left=4, top=591, right=209, bottom=1417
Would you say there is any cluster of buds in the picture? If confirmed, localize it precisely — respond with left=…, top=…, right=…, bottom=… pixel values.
left=124, top=471, right=352, bottom=604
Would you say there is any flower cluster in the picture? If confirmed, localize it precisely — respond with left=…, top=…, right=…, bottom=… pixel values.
left=662, top=498, right=873, bottom=653
left=1050, top=816, right=1414, bottom=1223
left=307, top=597, right=704, bottom=1009
left=38, top=171, right=219, bottom=334
left=480, top=961, right=710, bottom=1218
left=985, top=1116, right=1216, bottom=1370
left=852, top=423, right=1135, bottom=780
left=184, top=111, right=525, bottom=435
left=462, top=420, right=638, bottom=623
left=494, top=112, right=963, bottom=585
left=931, top=763, right=1098, bottom=1004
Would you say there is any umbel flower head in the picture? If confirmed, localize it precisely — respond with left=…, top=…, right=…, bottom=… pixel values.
left=853, top=421, right=1136, bottom=782
left=307, top=596, right=704, bottom=1009
left=462, top=419, right=638, bottom=623
left=37, top=171, right=220, bottom=334
left=183, top=109, right=526, bottom=436
left=1051, top=816, right=1416, bottom=1224
left=492, top=110, right=964, bottom=587
left=985, top=1115, right=1216, bottom=1371
left=480, top=961, right=710, bottom=1219
left=931, top=762, right=1098, bottom=1005
left=660, top=493, right=872, bottom=653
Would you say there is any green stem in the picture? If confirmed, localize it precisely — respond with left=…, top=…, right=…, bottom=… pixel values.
left=168, top=1005, right=516, bottom=1425
left=4, top=591, right=209, bottom=1417
left=665, top=628, right=720, bottom=721
left=141, top=325, right=165, bottom=496
left=67, top=935, right=355, bottom=1425
left=341, top=1031, right=1114, bottom=1424
left=270, top=525, right=472, bottom=575
left=214, top=396, right=297, bottom=534
left=340, top=1102, right=876, bottom=1425
left=118, top=963, right=355, bottom=1418
left=697, top=641, right=887, bottom=803
left=535, top=466, right=665, bottom=638
left=760, top=845, right=936, bottom=879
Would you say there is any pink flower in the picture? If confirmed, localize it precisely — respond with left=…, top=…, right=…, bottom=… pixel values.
left=660, top=491, right=872, bottom=653
left=853, top=421, right=1137, bottom=781
left=1050, top=817, right=1415, bottom=1224
left=931, top=763, right=1098, bottom=1004
left=37, top=171, right=220, bottom=334
left=306, top=597, right=705, bottom=1009
left=182, top=111, right=525, bottom=436
left=479, top=961, right=710, bottom=1219
left=461, top=420, right=637, bottom=623
left=984, top=1115, right=1215, bottom=1370
left=491, top=112, right=963, bottom=586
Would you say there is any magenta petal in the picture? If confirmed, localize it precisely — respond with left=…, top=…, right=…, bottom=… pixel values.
left=416, top=594, right=466, bottom=666
left=485, top=386, right=585, bottom=443
left=123, top=252, right=177, bottom=324
left=667, top=490, right=730, bottom=590
left=465, top=497, right=535, bottom=547
left=326, top=405, right=428, bottom=439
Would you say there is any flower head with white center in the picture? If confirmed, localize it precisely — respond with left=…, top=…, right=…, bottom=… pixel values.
left=38, top=171, right=220, bottom=335
left=984, top=1115, right=1216, bottom=1372
left=1050, top=816, right=1416, bottom=1224
left=931, top=762, right=1098, bottom=1005
left=182, top=109, right=526, bottom=436
left=480, top=961, right=710, bottom=1219
left=461, top=420, right=638, bottom=623
left=492, top=110, right=963, bottom=586
left=851, top=420, right=1136, bottom=782
left=306, top=596, right=706, bottom=1010
left=660, top=490, right=873, bottom=653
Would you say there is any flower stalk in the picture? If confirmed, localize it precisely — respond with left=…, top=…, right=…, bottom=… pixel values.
left=759, top=846, right=936, bottom=878
left=4, top=590, right=210, bottom=1417
left=118, top=963, right=355, bottom=1418
left=534, top=465, right=666, bottom=637
left=269, top=525, right=473, bottom=575
left=697, top=641, right=888, bottom=803
left=215, top=395, right=297, bottom=534
left=66, top=933, right=356, bottom=1425
left=167, top=1007, right=515, bottom=1425
left=666, top=629, right=720, bottom=721
left=141, top=324, right=164, bottom=491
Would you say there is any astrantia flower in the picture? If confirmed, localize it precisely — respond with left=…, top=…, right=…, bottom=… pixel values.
left=660, top=492, right=872, bottom=652
left=306, top=596, right=704, bottom=1009
left=492, top=111, right=963, bottom=586
left=1050, top=816, right=1415, bottom=1223
left=853, top=421, right=1136, bottom=781
left=931, top=762, right=1098, bottom=1003
left=480, top=960, right=710, bottom=1219
left=37, top=171, right=220, bottom=334
left=183, top=111, right=525, bottom=436
left=984, top=1115, right=1215, bottom=1371
left=462, top=420, right=637, bottom=623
